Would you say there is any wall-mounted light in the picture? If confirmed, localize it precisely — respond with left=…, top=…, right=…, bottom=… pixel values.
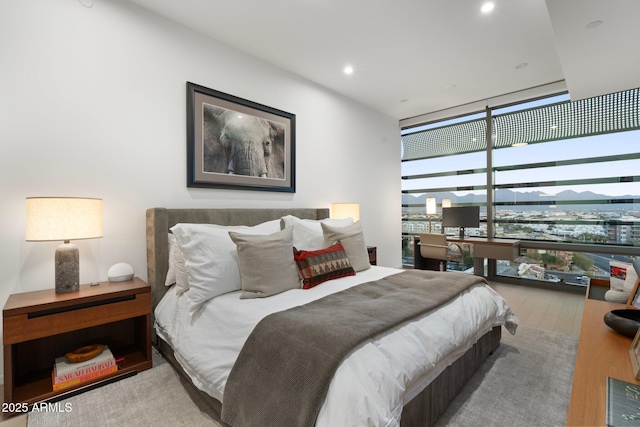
left=331, top=203, right=360, bottom=222
left=481, top=2, right=495, bottom=13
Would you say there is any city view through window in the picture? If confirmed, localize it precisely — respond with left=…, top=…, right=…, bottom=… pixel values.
left=402, top=199, right=638, bottom=285
left=402, top=91, right=639, bottom=286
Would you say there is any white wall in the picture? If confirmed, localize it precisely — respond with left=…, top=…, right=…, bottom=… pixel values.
left=0, top=1, right=400, bottom=380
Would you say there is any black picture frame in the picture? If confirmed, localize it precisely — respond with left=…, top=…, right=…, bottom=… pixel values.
left=186, top=82, right=296, bottom=192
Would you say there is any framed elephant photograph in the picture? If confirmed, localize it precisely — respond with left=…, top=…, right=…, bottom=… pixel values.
left=186, top=82, right=296, bottom=192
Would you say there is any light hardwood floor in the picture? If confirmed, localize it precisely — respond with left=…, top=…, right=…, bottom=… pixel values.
left=489, top=281, right=584, bottom=337
left=0, top=413, right=25, bottom=426
left=0, top=281, right=584, bottom=426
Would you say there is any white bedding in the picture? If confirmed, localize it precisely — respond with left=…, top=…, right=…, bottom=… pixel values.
left=155, top=266, right=517, bottom=427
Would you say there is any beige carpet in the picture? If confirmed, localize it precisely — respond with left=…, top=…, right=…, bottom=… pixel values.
left=434, top=325, right=578, bottom=427
left=28, top=326, right=577, bottom=427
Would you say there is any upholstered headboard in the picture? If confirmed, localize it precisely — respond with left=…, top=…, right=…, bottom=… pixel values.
left=145, top=207, right=330, bottom=311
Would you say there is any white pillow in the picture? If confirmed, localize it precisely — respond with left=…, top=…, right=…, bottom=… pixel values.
left=165, top=235, right=189, bottom=295
left=171, top=220, right=281, bottom=321
left=280, top=215, right=354, bottom=250
left=172, top=237, right=189, bottom=295
left=165, top=234, right=177, bottom=286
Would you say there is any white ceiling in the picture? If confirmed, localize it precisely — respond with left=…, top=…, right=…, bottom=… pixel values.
left=126, top=0, right=640, bottom=121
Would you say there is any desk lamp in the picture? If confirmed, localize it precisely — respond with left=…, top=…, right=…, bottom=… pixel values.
left=426, top=197, right=436, bottom=233
left=441, top=199, right=451, bottom=234
left=26, top=197, right=103, bottom=293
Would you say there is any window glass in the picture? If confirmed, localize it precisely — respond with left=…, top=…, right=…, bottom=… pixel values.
left=493, top=130, right=640, bottom=245
left=402, top=112, right=488, bottom=266
left=498, top=250, right=636, bottom=286
left=401, top=88, right=640, bottom=283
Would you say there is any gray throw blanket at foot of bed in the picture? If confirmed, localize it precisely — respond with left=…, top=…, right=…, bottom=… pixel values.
left=221, top=269, right=486, bottom=427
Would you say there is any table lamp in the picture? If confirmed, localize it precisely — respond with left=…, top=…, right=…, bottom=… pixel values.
left=26, top=197, right=103, bottom=293
left=426, top=197, right=436, bottom=232
left=331, top=203, right=360, bottom=222
left=441, top=199, right=452, bottom=234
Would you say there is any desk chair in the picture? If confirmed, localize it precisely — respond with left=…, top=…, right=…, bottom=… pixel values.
left=418, top=233, right=462, bottom=271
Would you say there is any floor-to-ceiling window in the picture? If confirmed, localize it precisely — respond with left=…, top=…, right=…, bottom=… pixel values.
left=402, top=88, right=640, bottom=285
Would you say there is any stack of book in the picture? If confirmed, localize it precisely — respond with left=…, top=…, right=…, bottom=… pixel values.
left=52, top=346, right=117, bottom=391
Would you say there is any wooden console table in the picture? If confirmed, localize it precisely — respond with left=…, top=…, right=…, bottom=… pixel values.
left=566, top=279, right=640, bottom=426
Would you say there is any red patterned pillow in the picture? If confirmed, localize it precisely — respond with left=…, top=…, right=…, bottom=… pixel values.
left=293, top=243, right=356, bottom=289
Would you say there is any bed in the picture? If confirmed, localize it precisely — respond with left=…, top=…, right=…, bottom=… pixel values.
left=146, top=207, right=517, bottom=427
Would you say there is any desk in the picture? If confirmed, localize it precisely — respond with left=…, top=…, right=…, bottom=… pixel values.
left=566, top=279, right=640, bottom=426
left=413, top=236, right=520, bottom=276
left=446, top=237, right=520, bottom=276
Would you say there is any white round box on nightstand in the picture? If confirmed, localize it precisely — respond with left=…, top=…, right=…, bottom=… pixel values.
left=107, top=263, right=134, bottom=282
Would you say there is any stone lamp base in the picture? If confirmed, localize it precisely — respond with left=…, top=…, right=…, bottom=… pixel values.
left=55, top=241, right=80, bottom=293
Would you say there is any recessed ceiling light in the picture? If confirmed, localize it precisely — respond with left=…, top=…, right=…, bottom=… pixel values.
left=343, top=65, right=354, bottom=75
left=481, top=2, right=495, bottom=13
left=515, top=62, right=528, bottom=70
left=586, top=20, right=603, bottom=29
left=512, top=142, right=528, bottom=147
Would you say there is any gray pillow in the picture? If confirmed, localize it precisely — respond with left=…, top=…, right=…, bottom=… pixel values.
left=321, top=221, right=371, bottom=272
left=229, top=227, right=300, bottom=299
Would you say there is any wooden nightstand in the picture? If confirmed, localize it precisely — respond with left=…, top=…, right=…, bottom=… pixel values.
left=367, top=246, right=377, bottom=266
left=2, top=278, right=152, bottom=411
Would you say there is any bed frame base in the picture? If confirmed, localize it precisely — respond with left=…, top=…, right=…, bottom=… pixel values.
left=155, top=326, right=501, bottom=427
left=400, top=326, right=501, bottom=426
left=156, top=338, right=223, bottom=419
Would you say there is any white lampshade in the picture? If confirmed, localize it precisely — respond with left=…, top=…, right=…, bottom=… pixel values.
left=26, top=197, right=103, bottom=241
left=26, top=197, right=103, bottom=294
left=442, top=199, right=452, bottom=208
left=426, top=197, right=437, bottom=215
left=331, top=203, right=360, bottom=222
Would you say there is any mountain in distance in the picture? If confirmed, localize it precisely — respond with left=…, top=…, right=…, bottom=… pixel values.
left=403, top=189, right=640, bottom=211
